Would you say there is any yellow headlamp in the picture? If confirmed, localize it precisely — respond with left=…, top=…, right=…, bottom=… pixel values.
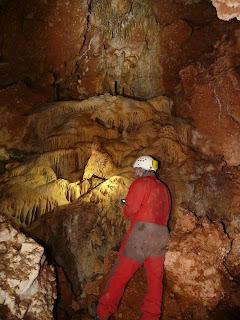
left=152, top=160, right=158, bottom=170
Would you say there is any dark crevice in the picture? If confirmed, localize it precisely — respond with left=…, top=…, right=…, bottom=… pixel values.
left=77, top=0, right=93, bottom=58
left=114, top=80, right=118, bottom=95
left=219, top=219, right=238, bottom=283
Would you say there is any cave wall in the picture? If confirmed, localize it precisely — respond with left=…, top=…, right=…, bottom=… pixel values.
left=0, top=1, right=240, bottom=320
left=1, top=92, right=240, bottom=319
left=0, top=0, right=236, bottom=99
left=176, top=28, right=240, bottom=166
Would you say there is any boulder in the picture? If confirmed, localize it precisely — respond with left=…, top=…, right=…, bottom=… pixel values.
left=0, top=214, right=56, bottom=319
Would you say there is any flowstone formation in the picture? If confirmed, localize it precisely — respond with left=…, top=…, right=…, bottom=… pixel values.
left=0, top=92, right=239, bottom=319
left=0, top=94, right=177, bottom=227
left=0, top=214, right=56, bottom=319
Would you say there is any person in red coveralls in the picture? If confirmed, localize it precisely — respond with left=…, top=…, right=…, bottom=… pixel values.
left=97, top=155, right=171, bottom=320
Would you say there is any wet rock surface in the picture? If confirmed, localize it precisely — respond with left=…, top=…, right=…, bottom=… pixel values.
left=0, top=214, right=56, bottom=319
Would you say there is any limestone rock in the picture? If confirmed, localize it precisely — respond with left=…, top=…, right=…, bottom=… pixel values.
left=165, top=209, right=231, bottom=309
left=211, top=0, right=240, bottom=20
left=0, top=0, right=234, bottom=98
left=0, top=94, right=187, bottom=228
left=177, top=28, right=240, bottom=166
left=30, top=176, right=130, bottom=297
left=83, top=145, right=116, bottom=180
left=172, top=207, right=198, bottom=234
left=0, top=214, right=56, bottom=319
left=0, top=147, right=9, bottom=161
left=0, top=83, right=51, bottom=151
left=226, top=234, right=240, bottom=280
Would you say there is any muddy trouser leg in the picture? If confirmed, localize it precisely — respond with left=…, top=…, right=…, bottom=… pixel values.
left=97, top=255, right=141, bottom=320
left=140, top=256, right=164, bottom=320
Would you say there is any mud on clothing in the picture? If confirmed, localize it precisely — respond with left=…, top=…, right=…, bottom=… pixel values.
left=123, top=221, right=169, bottom=264
left=97, top=175, right=171, bottom=320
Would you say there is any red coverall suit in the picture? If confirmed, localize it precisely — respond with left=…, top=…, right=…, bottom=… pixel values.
left=97, top=175, right=171, bottom=320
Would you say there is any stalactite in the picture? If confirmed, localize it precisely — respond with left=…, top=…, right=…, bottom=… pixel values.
left=0, top=94, right=188, bottom=230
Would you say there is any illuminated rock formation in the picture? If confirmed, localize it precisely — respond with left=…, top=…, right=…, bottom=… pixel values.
left=0, top=94, right=184, bottom=227
left=0, top=214, right=56, bottom=319
left=32, top=176, right=130, bottom=298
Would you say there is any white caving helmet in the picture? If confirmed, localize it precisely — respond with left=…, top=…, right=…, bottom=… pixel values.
left=133, top=155, right=158, bottom=172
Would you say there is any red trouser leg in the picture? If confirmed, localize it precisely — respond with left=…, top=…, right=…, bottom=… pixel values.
left=140, top=256, right=165, bottom=320
left=97, top=255, right=141, bottom=320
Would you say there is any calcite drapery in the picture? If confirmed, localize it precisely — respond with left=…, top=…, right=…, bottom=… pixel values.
left=0, top=94, right=185, bottom=228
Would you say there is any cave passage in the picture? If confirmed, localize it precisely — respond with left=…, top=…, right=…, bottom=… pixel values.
left=0, top=1, right=240, bottom=320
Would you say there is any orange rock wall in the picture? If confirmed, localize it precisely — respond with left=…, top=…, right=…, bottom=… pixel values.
left=176, top=28, right=240, bottom=166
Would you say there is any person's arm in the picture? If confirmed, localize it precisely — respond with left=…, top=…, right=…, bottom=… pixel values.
left=123, top=178, right=146, bottom=220
left=162, top=183, right=171, bottom=225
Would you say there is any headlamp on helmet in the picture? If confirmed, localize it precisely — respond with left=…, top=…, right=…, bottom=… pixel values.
left=133, top=156, right=158, bottom=172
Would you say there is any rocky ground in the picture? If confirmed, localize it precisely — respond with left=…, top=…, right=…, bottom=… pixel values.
left=0, top=214, right=56, bottom=319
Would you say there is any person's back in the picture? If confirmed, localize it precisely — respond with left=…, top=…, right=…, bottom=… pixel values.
left=124, top=175, right=171, bottom=226
left=97, top=156, right=171, bottom=320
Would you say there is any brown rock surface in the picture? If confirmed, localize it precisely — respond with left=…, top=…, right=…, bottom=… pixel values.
left=0, top=83, right=52, bottom=150
left=0, top=0, right=235, bottom=98
left=0, top=0, right=88, bottom=87
left=165, top=208, right=230, bottom=309
left=176, top=28, right=240, bottom=166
